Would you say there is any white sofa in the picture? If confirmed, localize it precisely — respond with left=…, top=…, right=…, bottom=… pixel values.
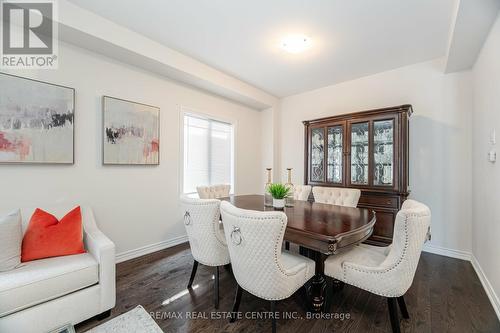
left=0, top=204, right=116, bottom=333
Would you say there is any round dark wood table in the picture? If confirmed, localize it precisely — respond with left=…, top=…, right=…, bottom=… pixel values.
left=221, top=194, right=376, bottom=312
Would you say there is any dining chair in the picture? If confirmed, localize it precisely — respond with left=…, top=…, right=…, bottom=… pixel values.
left=323, top=199, right=431, bottom=333
left=312, top=186, right=361, bottom=207
left=180, top=196, right=231, bottom=309
left=293, top=185, right=312, bottom=201
left=283, top=185, right=313, bottom=250
left=196, top=184, right=231, bottom=199
left=220, top=201, right=315, bottom=333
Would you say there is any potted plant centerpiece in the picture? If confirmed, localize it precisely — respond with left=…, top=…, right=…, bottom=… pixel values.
left=268, top=183, right=291, bottom=209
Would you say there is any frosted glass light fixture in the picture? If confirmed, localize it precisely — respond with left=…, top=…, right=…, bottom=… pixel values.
left=280, top=34, right=311, bottom=54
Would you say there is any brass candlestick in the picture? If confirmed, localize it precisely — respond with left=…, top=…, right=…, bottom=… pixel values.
left=264, top=168, right=273, bottom=207
left=285, top=168, right=295, bottom=207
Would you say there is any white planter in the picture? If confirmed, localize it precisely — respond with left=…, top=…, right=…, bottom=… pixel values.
left=273, top=198, right=285, bottom=209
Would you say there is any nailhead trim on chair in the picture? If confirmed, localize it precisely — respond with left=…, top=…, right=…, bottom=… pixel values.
left=312, top=187, right=361, bottom=207
left=340, top=212, right=430, bottom=297
left=221, top=208, right=314, bottom=301
left=197, top=185, right=231, bottom=199
left=182, top=198, right=231, bottom=267
left=184, top=199, right=228, bottom=247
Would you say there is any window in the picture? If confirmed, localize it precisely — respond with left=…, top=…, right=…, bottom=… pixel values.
left=182, top=113, right=234, bottom=194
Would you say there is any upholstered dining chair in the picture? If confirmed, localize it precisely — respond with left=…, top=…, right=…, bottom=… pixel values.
left=180, top=196, right=231, bottom=309
left=293, top=185, right=312, bottom=201
left=283, top=185, right=313, bottom=250
left=196, top=184, right=231, bottom=199
left=312, top=186, right=361, bottom=207
left=220, top=201, right=315, bottom=333
left=323, top=199, right=431, bottom=333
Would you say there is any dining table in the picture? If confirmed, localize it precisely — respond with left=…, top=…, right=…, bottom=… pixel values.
left=221, top=194, right=377, bottom=312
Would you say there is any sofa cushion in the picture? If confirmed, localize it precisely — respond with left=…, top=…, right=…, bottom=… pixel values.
left=0, top=210, right=22, bottom=272
left=22, top=206, right=85, bottom=262
left=0, top=253, right=98, bottom=317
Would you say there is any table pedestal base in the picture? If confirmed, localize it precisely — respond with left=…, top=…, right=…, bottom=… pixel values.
left=302, top=247, right=328, bottom=312
left=307, top=274, right=327, bottom=312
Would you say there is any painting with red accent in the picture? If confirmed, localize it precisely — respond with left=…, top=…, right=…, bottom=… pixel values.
left=103, top=96, right=159, bottom=165
left=0, top=73, right=74, bottom=164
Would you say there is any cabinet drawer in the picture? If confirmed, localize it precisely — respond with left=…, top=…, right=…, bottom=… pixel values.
left=370, top=209, right=397, bottom=242
left=359, top=195, right=399, bottom=208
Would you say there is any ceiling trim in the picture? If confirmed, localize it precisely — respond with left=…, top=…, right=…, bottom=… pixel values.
left=445, top=0, right=500, bottom=73
left=56, top=0, right=279, bottom=110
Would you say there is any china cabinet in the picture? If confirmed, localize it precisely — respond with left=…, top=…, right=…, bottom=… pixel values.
left=303, top=105, right=412, bottom=245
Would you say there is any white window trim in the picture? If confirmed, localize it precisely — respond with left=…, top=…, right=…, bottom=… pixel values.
left=179, top=106, right=237, bottom=196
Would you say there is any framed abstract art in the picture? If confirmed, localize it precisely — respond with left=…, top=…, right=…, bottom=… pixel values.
left=0, top=73, right=75, bottom=164
left=102, top=96, right=160, bottom=165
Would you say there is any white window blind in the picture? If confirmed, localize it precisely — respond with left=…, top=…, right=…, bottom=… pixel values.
left=183, top=114, right=234, bottom=194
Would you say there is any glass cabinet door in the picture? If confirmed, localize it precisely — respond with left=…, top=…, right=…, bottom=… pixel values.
left=310, top=127, right=325, bottom=182
left=350, top=122, right=369, bottom=185
left=327, top=126, right=343, bottom=183
left=373, top=119, right=394, bottom=186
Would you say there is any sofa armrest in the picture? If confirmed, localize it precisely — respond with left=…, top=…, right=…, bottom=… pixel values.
left=83, top=208, right=116, bottom=312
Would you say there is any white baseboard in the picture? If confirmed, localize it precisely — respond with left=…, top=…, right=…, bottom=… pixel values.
left=115, top=235, right=188, bottom=263
left=471, top=255, right=500, bottom=320
left=422, top=244, right=499, bottom=321
left=422, top=243, right=472, bottom=261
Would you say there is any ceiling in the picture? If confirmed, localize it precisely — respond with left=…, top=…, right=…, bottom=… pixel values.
left=67, top=0, right=456, bottom=97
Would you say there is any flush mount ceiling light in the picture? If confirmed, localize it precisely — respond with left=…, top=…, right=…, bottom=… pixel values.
left=280, top=34, right=312, bottom=54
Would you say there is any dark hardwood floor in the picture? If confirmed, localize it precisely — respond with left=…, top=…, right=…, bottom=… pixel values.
left=76, top=243, right=500, bottom=333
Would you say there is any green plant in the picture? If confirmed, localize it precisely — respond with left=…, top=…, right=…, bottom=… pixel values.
left=268, top=183, right=290, bottom=199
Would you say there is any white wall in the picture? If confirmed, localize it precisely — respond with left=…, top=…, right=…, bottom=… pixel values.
left=260, top=105, right=282, bottom=186
left=472, top=13, right=500, bottom=313
left=261, top=107, right=274, bottom=186
left=0, top=42, right=263, bottom=255
left=279, top=58, right=473, bottom=253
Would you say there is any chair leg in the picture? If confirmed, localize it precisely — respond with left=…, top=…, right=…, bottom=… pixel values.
left=387, top=297, right=401, bottom=333
left=299, top=285, right=311, bottom=312
left=285, top=241, right=290, bottom=251
left=332, top=279, right=345, bottom=292
left=230, top=284, right=243, bottom=323
left=187, top=260, right=198, bottom=288
left=324, top=278, right=333, bottom=313
left=270, top=300, right=277, bottom=333
left=397, top=295, right=410, bottom=319
left=214, top=266, right=220, bottom=309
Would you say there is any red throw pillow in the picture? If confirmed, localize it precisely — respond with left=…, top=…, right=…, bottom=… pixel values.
left=21, top=206, right=85, bottom=262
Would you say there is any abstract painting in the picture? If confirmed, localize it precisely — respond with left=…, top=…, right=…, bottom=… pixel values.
left=103, top=96, right=159, bottom=165
left=0, top=73, right=75, bottom=164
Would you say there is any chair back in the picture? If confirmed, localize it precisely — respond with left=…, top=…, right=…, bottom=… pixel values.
left=382, top=199, right=431, bottom=295
left=180, top=196, right=230, bottom=266
left=312, top=186, right=361, bottom=207
left=293, top=185, right=312, bottom=201
left=197, top=184, right=231, bottom=199
left=220, top=201, right=289, bottom=299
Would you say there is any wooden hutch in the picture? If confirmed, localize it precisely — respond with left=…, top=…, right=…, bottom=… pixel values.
left=303, top=105, right=412, bottom=246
